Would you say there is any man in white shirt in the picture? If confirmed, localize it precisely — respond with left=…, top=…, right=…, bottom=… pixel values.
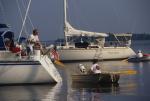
left=90, top=59, right=101, bottom=74
left=27, top=29, right=40, bottom=55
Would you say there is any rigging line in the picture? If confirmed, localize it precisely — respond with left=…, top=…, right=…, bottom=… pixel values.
left=18, top=0, right=32, bottom=42
left=108, top=1, right=120, bottom=29
left=109, top=1, right=135, bottom=33
left=68, top=0, right=78, bottom=27
left=113, top=34, right=121, bottom=45
left=108, top=1, right=127, bottom=42
left=73, top=0, right=91, bottom=31
left=131, top=19, right=136, bottom=33
left=22, top=0, right=34, bottom=29
left=16, top=0, right=28, bottom=37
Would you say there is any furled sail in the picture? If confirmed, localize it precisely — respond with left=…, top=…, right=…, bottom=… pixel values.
left=64, top=22, right=108, bottom=37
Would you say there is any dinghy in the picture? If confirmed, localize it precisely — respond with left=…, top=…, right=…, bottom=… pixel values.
left=72, top=73, right=120, bottom=84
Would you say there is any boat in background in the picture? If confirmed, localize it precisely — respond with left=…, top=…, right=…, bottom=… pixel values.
left=55, top=0, right=136, bottom=62
left=128, top=54, right=150, bottom=62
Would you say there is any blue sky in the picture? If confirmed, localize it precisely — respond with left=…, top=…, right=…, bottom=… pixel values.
left=1, top=0, right=150, bottom=41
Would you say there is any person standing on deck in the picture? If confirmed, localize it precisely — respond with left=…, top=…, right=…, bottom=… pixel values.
left=27, top=29, right=41, bottom=55
left=90, top=59, right=101, bottom=74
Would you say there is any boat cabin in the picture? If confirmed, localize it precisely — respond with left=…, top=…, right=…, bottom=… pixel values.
left=66, top=35, right=107, bottom=48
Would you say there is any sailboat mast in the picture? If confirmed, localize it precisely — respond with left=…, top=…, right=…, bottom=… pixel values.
left=64, top=0, right=67, bottom=23
left=64, top=0, right=68, bottom=46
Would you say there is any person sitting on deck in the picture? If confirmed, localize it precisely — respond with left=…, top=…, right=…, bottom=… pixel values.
left=4, top=38, right=20, bottom=53
left=90, top=59, right=101, bottom=74
left=5, top=39, right=23, bottom=59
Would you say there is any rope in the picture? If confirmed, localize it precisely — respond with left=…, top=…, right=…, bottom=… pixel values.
left=16, top=0, right=28, bottom=37
left=18, top=0, right=32, bottom=42
left=22, top=0, right=34, bottom=29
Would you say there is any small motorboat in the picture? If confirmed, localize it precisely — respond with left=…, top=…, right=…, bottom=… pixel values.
left=128, top=54, right=150, bottom=62
left=72, top=73, right=120, bottom=84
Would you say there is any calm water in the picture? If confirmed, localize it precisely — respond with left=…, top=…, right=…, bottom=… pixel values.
left=0, top=40, right=150, bottom=101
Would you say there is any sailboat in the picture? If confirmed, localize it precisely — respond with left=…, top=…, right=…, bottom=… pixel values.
left=56, top=0, right=136, bottom=61
left=0, top=23, right=62, bottom=84
left=0, top=0, right=62, bottom=84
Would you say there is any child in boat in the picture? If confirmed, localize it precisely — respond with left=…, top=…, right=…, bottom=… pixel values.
left=90, top=59, right=101, bottom=74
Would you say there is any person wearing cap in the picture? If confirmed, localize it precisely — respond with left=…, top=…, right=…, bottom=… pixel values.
left=90, top=59, right=101, bottom=74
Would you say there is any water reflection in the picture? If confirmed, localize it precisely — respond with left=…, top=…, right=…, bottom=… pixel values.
left=68, top=83, right=119, bottom=101
left=132, top=61, right=150, bottom=95
left=119, top=78, right=138, bottom=95
left=42, top=83, right=63, bottom=101
left=0, top=83, right=63, bottom=101
left=72, top=83, right=120, bottom=93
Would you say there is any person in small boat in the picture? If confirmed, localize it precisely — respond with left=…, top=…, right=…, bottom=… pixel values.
left=90, top=59, right=101, bottom=74
left=137, top=50, right=143, bottom=58
left=27, top=29, right=41, bottom=55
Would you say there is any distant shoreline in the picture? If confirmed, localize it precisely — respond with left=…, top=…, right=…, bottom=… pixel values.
left=132, top=34, right=150, bottom=40
left=40, top=33, right=150, bottom=43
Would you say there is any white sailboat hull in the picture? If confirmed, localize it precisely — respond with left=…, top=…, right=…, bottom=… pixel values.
left=0, top=51, right=62, bottom=84
left=0, top=61, right=56, bottom=84
left=58, top=47, right=136, bottom=61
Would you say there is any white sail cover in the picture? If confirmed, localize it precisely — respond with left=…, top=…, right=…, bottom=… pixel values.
left=65, top=22, right=108, bottom=37
left=113, top=33, right=132, bottom=36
